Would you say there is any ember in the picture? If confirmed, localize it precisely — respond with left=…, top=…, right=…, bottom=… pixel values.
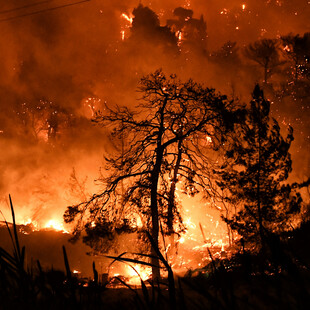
left=0, top=1, right=309, bottom=309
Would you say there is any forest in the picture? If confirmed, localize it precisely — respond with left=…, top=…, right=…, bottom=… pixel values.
left=0, top=1, right=309, bottom=309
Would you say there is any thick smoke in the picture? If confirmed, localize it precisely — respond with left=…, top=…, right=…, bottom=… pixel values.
left=0, top=0, right=309, bottom=227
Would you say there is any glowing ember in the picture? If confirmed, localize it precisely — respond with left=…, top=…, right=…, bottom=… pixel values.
left=121, top=30, right=125, bottom=41
left=185, top=0, right=191, bottom=8
left=177, top=31, right=183, bottom=46
left=0, top=0, right=307, bottom=287
left=220, top=8, right=228, bottom=15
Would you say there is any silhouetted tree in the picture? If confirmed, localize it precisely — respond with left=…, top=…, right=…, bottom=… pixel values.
left=167, top=7, right=207, bottom=53
left=282, top=32, right=310, bottom=81
left=244, top=39, right=284, bottom=83
left=11, top=100, right=69, bottom=143
left=210, top=41, right=241, bottom=71
left=64, top=70, right=242, bottom=280
left=129, top=4, right=178, bottom=53
left=217, top=85, right=303, bottom=250
left=277, top=33, right=310, bottom=101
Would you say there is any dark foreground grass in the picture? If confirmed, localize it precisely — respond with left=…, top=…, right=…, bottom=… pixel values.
left=1, top=197, right=310, bottom=310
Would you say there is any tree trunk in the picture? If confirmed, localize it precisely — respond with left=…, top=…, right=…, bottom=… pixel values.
left=150, top=149, right=164, bottom=281
left=151, top=166, right=160, bottom=281
left=264, top=65, right=268, bottom=84
left=167, top=140, right=182, bottom=257
left=257, top=99, right=266, bottom=253
left=150, top=98, right=167, bottom=281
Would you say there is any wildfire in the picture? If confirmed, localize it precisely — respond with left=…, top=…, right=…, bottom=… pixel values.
left=126, top=264, right=152, bottom=285
left=84, top=97, right=101, bottom=117
left=104, top=202, right=230, bottom=284
left=185, top=0, right=191, bottom=8
left=44, top=219, right=69, bottom=233
left=120, top=13, right=133, bottom=41
left=121, top=13, right=133, bottom=24
left=177, top=31, right=183, bottom=47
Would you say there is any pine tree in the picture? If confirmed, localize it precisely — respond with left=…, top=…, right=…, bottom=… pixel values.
left=217, top=85, right=302, bottom=250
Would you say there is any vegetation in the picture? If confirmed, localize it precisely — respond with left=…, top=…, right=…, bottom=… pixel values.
left=244, top=39, right=285, bottom=83
left=64, top=70, right=243, bottom=280
left=1, top=2, right=310, bottom=309
left=1, top=197, right=310, bottom=309
left=216, top=85, right=304, bottom=251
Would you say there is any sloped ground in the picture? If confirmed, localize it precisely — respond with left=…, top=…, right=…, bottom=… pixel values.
left=1, top=221, right=310, bottom=309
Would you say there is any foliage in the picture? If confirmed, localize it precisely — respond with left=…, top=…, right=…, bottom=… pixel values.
left=130, top=4, right=178, bottom=52
left=281, top=32, right=310, bottom=81
left=216, top=85, right=303, bottom=248
left=210, top=41, right=240, bottom=65
left=64, top=70, right=243, bottom=279
left=166, top=7, right=207, bottom=53
left=275, top=32, right=310, bottom=102
left=1, top=197, right=310, bottom=309
left=244, top=39, right=285, bottom=83
left=0, top=196, right=109, bottom=309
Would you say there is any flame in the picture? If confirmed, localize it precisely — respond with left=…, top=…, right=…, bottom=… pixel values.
left=120, top=13, right=133, bottom=41
left=44, top=219, right=68, bottom=233
left=126, top=264, right=152, bottom=285
left=135, top=216, right=143, bottom=228
left=179, top=236, right=185, bottom=244
left=121, top=13, right=133, bottom=24
left=206, top=136, right=212, bottom=144
left=177, top=31, right=183, bottom=47
left=185, top=0, right=191, bottom=7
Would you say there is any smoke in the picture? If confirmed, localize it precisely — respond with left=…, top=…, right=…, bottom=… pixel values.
left=0, top=0, right=309, bottom=227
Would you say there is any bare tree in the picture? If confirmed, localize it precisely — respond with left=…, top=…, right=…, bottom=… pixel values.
left=64, top=70, right=242, bottom=280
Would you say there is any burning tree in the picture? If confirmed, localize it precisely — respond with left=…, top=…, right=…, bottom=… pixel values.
left=216, top=85, right=303, bottom=251
left=281, top=32, right=310, bottom=82
left=129, top=4, right=178, bottom=53
left=279, top=32, right=310, bottom=101
left=64, top=70, right=242, bottom=280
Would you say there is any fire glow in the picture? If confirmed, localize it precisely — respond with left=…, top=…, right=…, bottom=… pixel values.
left=120, top=13, right=133, bottom=41
left=0, top=0, right=308, bottom=290
left=44, top=219, right=68, bottom=233
left=8, top=195, right=229, bottom=282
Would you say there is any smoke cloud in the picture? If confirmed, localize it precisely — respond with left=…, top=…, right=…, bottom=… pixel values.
left=0, top=0, right=309, bottom=228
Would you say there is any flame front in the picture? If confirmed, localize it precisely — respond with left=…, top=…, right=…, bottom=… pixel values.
left=126, top=264, right=152, bottom=285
